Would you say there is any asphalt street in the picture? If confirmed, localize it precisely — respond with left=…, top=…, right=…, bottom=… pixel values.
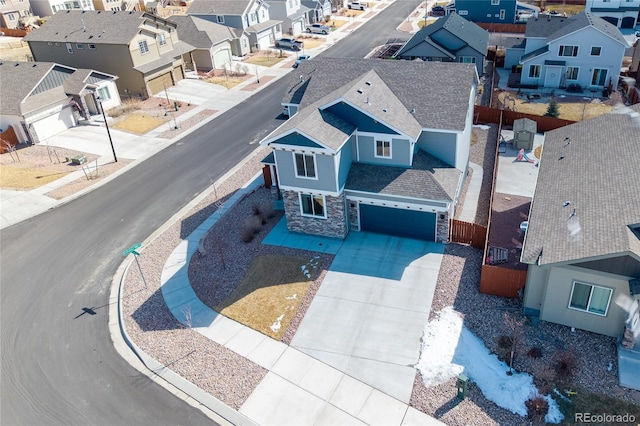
left=0, top=1, right=421, bottom=424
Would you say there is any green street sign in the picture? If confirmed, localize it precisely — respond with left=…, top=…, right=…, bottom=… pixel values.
left=122, top=243, right=142, bottom=256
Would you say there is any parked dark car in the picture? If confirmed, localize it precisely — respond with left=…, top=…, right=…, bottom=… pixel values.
left=430, top=5, right=445, bottom=16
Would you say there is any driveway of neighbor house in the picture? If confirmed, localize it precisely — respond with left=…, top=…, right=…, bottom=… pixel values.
left=268, top=229, right=445, bottom=404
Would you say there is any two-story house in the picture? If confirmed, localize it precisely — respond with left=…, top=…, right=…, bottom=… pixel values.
left=261, top=59, right=478, bottom=242
left=301, top=0, right=331, bottom=24
left=91, top=0, right=142, bottom=12
left=267, top=0, right=309, bottom=35
left=187, top=0, right=282, bottom=53
left=0, top=0, right=33, bottom=29
left=169, top=15, right=236, bottom=70
left=393, top=12, right=489, bottom=76
left=0, top=61, right=120, bottom=144
left=517, top=12, right=628, bottom=90
left=24, top=10, right=195, bottom=98
left=29, top=0, right=95, bottom=18
left=585, top=0, right=640, bottom=28
left=451, top=0, right=517, bottom=24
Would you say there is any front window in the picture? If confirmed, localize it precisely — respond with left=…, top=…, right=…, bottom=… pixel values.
left=157, top=33, right=167, bottom=46
left=98, top=86, right=111, bottom=101
left=590, top=46, right=601, bottom=56
left=375, top=139, right=391, bottom=158
left=294, top=153, right=316, bottom=178
left=566, top=67, right=579, bottom=80
left=300, top=193, right=325, bottom=218
left=529, top=64, right=540, bottom=78
left=569, top=281, right=612, bottom=316
left=139, top=40, right=149, bottom=54
left=559, top=45, right=578, bottom=57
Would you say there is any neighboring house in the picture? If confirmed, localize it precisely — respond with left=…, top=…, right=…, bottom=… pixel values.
left=0, top=61, right=120, bottom=144
left=261, top=59, right=478, bottom=242
left=585, top=0, right=640, bottom=29
left=0, top=0, right=33, bottom=29
left=516, top=12, right=628, bottom=89
left=393, top=13, right=489, bottom=76
left=521, top=104, right=640, bottom=340
left=24, top=11, right=195, bottom=98
left=267, top=0, right=309, bottom=35
left=301, top=0, right=331, bottom=24
left=187, top=0, right=282, bottom=52
left=451, top=0, right=517, bottom=24
left=29, top=0, right=95, bottom=18
left=169, top=15, right=236, bottom=70
left=92, top=0, right=143, bottom=12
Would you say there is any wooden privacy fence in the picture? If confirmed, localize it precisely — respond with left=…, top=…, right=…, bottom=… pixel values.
left=474, top=105, right=576, bottom=132
left=480, top=265, right=528, bottom=298
left=0, top=27, right=28, bottom=37
left=449, top=219, right=487, bottom=250
left=0, top=126, right=19, bottom=153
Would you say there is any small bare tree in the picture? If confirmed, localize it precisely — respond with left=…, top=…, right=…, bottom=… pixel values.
left=182, top=304, right=196, bottom=353
left=503, top=312, right=526, bottom=375
left=1, top=139, right=20, bottom=162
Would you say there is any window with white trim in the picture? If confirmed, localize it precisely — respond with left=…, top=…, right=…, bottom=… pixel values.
left=216, top=15, right=224, bottom=23
left=566, top=66, right=579, bottom=80
left=157, top=33, right=167, bottom=46
left=76, top=43, right=84, bottom=49
left=299, top=193, right=326, bottom=218
left=98, top=86, right=111, bottom=101
left=491, top=0, right=499, bottom=4
left=88, top=44, right=96, bottom=49
left=294, top=153, right=316, bottom=178
left=590, top=46, right=601, bottom=56
left=375, top=139, right=391, bottom=158
left=529, top=64, right=540, bottom=78
left=139, top=40, right=149, bottom=54
left=559, top=45, right=578, bottom=57
left=591, top=68, right=607, bottom=86
left=499, top=9, right=505, bottom=19
left=568, top=281, right=612, bottom=316
left=459, top=56, right=476, bottom=63
left=66, top=43, right=73, bottom=54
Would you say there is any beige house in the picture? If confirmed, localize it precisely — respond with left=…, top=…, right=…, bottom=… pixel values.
left=91, top=0, right=143, bottom=12
left=521, top=104, right=640, bottom=338
left=169, top=15, right=236, bottom=71
left=24, top=10, right=194, bottom=98
left=0, top=0, right=33, bottom=29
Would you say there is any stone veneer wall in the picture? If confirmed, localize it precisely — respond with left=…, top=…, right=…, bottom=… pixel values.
left=282, top=190, right=348, bottom=239
left=347, top=200, right=360, bottom=231
left=436, top=211, right=449, bottom=243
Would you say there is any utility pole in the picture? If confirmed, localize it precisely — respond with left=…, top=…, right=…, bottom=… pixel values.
left=97, top=97, right=117, bottom=163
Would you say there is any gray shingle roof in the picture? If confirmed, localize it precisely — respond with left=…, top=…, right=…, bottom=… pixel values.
left=169, top=15, right=234, bottom=48
left=246, top=19, right=281, bottom=33
left=345, top=149, right=461, bottom=201
left=525, top=12, right=627, bottom=46
left=396, top=13, right=489, bottom=58
left=23, top=10, right=177, bottom=45
left=283, top=58, right=477, bottom=131
left=63, top=69, right=116, bottom=95
left=187, top=0, right=251, bottom=16
left=521, top=104, right=640, bottom=266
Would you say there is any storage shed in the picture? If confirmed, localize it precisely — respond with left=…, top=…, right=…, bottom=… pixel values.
left=513, top=118, right=537, bottom=150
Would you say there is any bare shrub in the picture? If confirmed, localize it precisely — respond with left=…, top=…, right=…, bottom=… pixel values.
left=245, top=216, right=262, bottom=234
left=525, top=395, right=549, bottom=422
left=241, top=226, right=254, bottom=243
left=527, top=347, right=543, bottom=358
left=262, top=201, right=276, bottom=219
left=535, top=363, right=557, bottom=394
left=555, top=350, right=577, bottom=378
left=107, top=99, right=141, bottom=117
left=252, top=204, right=262, bottom=216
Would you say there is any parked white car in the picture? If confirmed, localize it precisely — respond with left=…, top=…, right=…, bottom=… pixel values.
left=347, top=1, right=367, bottom=10
left=275, top=37, right=303, bottom=51
left=305, top=23, right=330, bottom=35
left=292, top=54, right=311, bottom=68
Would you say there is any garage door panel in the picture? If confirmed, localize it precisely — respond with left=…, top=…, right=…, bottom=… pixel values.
left=213, top=49, right=231, bottom=69
left=147, top=72, right=173, bottom=95
left=360, top=204, right=436, bottom=241
left=32, top=107, right=75, bottom=141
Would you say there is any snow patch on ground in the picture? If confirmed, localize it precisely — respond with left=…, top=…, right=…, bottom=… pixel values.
left=270, top=314, right=284, bottom=332
left=417, top=307, right=564, bottom=423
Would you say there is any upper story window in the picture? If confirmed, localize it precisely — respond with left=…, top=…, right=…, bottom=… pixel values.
left=139, top=40, right=149, bottom=54
left=66, top=42, right=73, bottom=53
left=590, top=46, right=601, bottom=56
left=89, top=44, right=96, bottom=49
left=157, top=33, right=167, bottom=46
left=216, top=15, right=224, bottom=23
left=76, top=43, right=84, bottom=49
left=529, top=64, right=540, bottom=78
left=0, top=0, right=7, bottom=6
left=261, top=9, right=265, bottom=18
left=491, top=0, right=499, bottom=4
left=294, top=153, right=316, bottom=178
left=568, top=281, right=612, bottom=316
left=459, top=56, right=476, bottom=63
left=375, top=139, right=391, bottom=158
left=7, top=12, right=15, bottom=20
left=559, top=45, right=578, bottom=57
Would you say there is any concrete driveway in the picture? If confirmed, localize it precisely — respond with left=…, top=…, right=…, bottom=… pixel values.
left=289, top=231, right=444, bottom=403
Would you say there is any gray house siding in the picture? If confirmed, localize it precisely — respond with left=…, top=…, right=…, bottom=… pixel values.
left=324, top=103, right=400, bottom=134
left=456, top=45, right=484, bottom=75
left=456, top=0, right=517, bottom=23
left=431, top=31, right=465, bottom=51
left=337, top=139, right=353, bottom=189
left=416, top=131, right=457, bottom=167
left=357, top=135, right=411, bottom=167
left=274, top=150, right=337, bottom=192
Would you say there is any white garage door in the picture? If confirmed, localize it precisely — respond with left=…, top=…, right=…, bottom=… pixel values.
left=31, top=107, right=75, bottom=142
left=258, top=33, right=271, bottom=50
left=293, top=21, right=303, bottom=35
left=212, top=49, right=231, bottom=69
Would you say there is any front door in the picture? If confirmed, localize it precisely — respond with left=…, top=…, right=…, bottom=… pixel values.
left=544, top=66, right=562, bottom=88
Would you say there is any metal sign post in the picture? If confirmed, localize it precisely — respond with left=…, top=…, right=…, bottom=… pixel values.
left=123, top=243, right=147, bottom=289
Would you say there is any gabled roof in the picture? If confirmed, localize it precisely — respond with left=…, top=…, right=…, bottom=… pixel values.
left=246, top=19, right=281, bottom=33
left=521, top=104, right=640, bottom=266
left=282, top=58, right=477, bottom=132
left=24, top=10, right=177, bottom=45
left=525, top=12, right=627, bottom=46
left=187, top=0, right=251, bottom=16
left=169, top=15, right=235, bottom=48
left=397, top=13, right=489, bottom=58
left=346, top=149, right=461, bottom=202
left=63, top=69, right=117, bottom=95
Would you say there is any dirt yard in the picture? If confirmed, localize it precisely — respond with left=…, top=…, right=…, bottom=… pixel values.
left=108, top=96, right=197, bottom=134
left=496, top=90, right=615, bottom=121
